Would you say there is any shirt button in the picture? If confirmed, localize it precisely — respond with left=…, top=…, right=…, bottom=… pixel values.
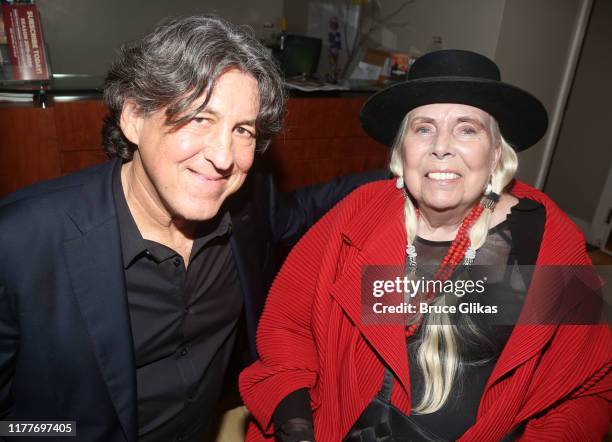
left=184, top=307, right=190, bottom=315
left=179, top=347, right=188, bottom=357
left=173, top=257, right=182, bottom=267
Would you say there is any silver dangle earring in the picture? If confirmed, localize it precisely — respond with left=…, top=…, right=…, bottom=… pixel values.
left=396, top=176, right=410, bottom=199
left=396, top=176, right=404, bottom=190
left=481, top=176, right=499, bottom=210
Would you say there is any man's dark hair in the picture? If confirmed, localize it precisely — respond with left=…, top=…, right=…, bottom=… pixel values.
left=102, top=15, right=285, bottom=159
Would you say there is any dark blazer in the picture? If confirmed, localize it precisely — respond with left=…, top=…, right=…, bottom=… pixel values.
left=0, top=159, right=386, bottom=441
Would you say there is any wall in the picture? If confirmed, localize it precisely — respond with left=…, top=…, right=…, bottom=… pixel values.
left=365, top=0, right=506, bottom=58
left=283, top=0, right=506, bottom=76
left=544, top=0, right=612, bottom=223
left=36, top=0, right=282, bottom=75
left=494, top=0, right=582, bottom=185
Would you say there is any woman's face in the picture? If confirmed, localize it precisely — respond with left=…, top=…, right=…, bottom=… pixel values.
left=400, top=103, right=500, bottom=216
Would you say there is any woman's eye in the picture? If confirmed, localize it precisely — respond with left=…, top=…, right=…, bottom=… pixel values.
left=459, top=126, right=477, bottom=135
left=415, top=126, right=431, bottom=134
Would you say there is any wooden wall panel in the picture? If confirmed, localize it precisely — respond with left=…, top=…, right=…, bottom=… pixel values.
left=281, top=97, right=369, bottom=140
left=268, top=96, right=388, bottom=192
left=60, top=150, right=108, bottom=174
left=268, top=137, right=388, bottom=192
left=0, top=106, right=61, bottom=197
left=54, top=100, right=108, bottom=151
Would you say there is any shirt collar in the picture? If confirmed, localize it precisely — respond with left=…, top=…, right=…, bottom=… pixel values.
left=112, top=160, right=232, bottom=269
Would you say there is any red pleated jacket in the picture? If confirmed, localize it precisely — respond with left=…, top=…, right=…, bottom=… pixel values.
left=240, top=179, right=612, bottom=441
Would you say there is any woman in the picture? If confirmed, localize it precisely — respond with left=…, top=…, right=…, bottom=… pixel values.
left=240, top=50, right=611, bottom=441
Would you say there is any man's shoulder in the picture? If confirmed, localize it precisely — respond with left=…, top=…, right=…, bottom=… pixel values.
left=1, top=161, right=114, bottom=210
left=0, top=161, right=115, bottom=231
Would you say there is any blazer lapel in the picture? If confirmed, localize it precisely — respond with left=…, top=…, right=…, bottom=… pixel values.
left=226, top=180, right=263, bottom=360
left=62, top=160, right=137, bottom=442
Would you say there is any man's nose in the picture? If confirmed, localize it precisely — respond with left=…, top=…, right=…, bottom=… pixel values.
left=203, top=126, right=233, bottom=171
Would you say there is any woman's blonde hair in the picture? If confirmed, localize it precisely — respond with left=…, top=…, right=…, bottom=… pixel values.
left=389, top=109, right=518, bottom=413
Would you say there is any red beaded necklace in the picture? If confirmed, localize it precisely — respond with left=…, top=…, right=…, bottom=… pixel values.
left=405, top=203, right=484, bottom=337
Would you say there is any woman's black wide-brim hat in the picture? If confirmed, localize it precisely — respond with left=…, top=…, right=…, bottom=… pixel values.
left=360, top=49, right=548, bottom=151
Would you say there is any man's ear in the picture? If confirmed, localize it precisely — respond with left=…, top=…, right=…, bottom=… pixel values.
left=120, top=100, right=142, bottom=146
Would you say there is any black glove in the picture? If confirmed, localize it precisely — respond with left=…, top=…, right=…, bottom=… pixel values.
left=275, top=417, right=315, bottom=442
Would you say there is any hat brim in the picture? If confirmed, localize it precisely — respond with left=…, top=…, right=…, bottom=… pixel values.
left=360, top=77, right=548, bottom=151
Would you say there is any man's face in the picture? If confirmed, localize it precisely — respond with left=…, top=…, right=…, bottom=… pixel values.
left=122, top=69, right=260, bottom=221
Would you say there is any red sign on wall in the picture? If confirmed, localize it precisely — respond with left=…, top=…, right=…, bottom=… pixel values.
left=1, top=3, right=49, bottom=80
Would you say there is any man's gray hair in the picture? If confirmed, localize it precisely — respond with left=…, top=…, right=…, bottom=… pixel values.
left=102, top=15, right=285, bottom=159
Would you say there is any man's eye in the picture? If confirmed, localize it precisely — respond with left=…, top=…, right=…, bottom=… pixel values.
left=235, top=126, right=255, bottom=137
left=192, top=117, right=210, bottom=124
left=415, top=126, right=431, bottom=134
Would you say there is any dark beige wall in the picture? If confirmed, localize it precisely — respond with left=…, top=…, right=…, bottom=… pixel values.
left=494, top=0, right=582, bottom=185
left=283, top=0, right=506, bottom=62
left=360, top=0, right=507, bottom=58
left=37, top=0, right=282, bottom=75
left=544, top=0, right=612, bottom=222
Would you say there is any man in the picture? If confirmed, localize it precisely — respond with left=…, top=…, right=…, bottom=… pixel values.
left=0, top=15, right=384, bottom=442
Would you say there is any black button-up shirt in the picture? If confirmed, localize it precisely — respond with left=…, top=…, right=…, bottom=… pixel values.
left=112, top=162, right=243, bottom=441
